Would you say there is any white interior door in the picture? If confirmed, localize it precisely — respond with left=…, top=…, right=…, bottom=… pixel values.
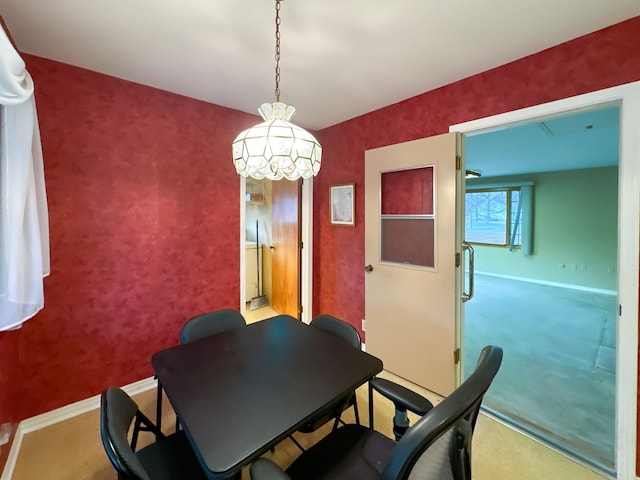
left=364, top=132, right=462, bottom=396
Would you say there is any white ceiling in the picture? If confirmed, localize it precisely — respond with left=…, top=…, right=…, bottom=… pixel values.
left=2, top=0, right=639, bottom=131
left=465, top=106, right=620, bottom=178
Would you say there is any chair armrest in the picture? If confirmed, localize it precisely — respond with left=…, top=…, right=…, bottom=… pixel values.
left=250, top=458, right=291, bottom=480
left=370, top=377, right=433, bottom=415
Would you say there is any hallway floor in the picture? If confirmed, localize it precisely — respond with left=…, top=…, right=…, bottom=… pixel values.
left=244, top=302, right=279, bottom=324
left=463, top=274, right=617, bottom=474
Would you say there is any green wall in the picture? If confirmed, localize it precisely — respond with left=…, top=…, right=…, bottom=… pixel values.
left=467, top=166, right=618, bottom=291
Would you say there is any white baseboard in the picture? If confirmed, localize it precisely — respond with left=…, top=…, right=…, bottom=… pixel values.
left=474, top=270, right=617, bottom=295
left=0, top=376, right=156, bottom=480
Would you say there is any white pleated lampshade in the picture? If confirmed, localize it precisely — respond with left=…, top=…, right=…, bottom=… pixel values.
left=232, top=102, right=322, bottom=180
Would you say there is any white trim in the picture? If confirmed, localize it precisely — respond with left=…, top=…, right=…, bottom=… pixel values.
left=0, top=424, right=23, bottom=480
left=615, top=83, right=640, bottom=480
left=300, top=178, right=314, bottom=325
left=0, top=376, right=157, bottom=480
left=240, top=178, right=247, bottom=308
left=451, top=81, right=640, bottom=480
left=474, top=271, right=617, bottom=296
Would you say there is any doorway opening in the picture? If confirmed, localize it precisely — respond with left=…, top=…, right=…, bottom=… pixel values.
left=452, top=83, right=640, bottom=479
left=463, top=105, right=619, bottom=474
left=239, top=177, right=315, bottom=325
left=244, top=178, right=280, bottom=323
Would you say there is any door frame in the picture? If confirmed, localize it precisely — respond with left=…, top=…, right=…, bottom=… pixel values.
left=239, top=177, right=314, bottom=325
left=450, top=82, right=640, bottom=479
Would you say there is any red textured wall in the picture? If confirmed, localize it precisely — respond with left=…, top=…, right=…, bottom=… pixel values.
left=312, top=16, right=640, bottom=331
left=311, top=16, right=640, bottom=475
left=0, top=56, right=260, bottom=431
left=0, top=15, right=639, bottom=476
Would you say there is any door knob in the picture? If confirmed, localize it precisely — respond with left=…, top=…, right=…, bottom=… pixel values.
left=364, top=265, right=374, bottom=272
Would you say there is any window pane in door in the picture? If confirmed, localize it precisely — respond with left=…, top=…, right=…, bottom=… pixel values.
left=380, top=166, right=436, bottom=268
left=381, top=218, right=435, bottom=268
left=381, top=167, right=434, bottom=215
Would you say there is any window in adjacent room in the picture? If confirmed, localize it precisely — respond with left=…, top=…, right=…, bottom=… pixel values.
left=465, top=187, right=526, bottom=249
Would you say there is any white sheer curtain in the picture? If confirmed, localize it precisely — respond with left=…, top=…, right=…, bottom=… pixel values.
left=0, top=24, right=50, bottom=330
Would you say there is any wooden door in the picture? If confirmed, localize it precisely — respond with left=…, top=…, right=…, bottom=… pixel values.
left=364, top=133, right=461, bottom=396
left=271, top=179, right=301, bottom=318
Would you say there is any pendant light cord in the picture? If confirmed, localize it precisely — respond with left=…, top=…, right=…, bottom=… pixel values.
left=231, top=0, right=321, bottom=180
left=274, top=0, right=281, bottom=102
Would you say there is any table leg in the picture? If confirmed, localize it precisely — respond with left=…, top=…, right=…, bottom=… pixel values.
left=156, top=378, right=163, bottom=431
left=368, top=381, right=374, bottom=429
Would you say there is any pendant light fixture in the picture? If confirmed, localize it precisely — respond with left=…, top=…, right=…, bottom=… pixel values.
left=232, top=0, right=321, bottom=180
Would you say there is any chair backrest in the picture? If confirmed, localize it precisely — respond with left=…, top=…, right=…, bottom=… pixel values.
left=310, top=314, right=361, bottom=349
left=100, top=387, right=151, bottom=480
left=381, top=345, right=503, bottom=480
left=180, top=309, right=246, bottom=344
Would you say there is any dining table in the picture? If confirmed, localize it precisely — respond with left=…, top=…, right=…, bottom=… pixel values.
left=151, top=314, right=383, bottom=478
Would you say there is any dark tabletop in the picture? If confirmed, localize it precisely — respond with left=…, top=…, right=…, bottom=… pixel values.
left=151, top=314, right=383, bottom=477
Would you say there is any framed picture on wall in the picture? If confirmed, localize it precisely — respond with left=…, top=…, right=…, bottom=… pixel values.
left=330, top=183, right=355, bottom=226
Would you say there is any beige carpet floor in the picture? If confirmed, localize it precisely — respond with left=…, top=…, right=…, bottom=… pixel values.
left=8, top=368, right=607, bottom=480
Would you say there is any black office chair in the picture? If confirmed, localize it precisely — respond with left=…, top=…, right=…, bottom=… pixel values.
left=156, top=309, right=247, bottom=430
left=180, top=308, right=247, bottom=344
left=100, top=386, right=211, bottom=480
left=288, top=314, right=362, bottom=451
left=368, top=376, right=434, bottom=441
left=250, top=345, right=503, bottom=480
